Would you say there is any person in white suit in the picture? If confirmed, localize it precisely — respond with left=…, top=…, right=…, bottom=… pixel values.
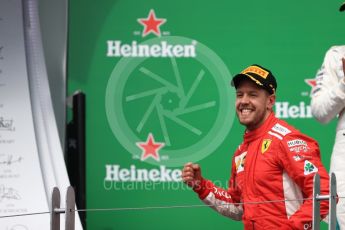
left=310, top=3, right=345, bottom=229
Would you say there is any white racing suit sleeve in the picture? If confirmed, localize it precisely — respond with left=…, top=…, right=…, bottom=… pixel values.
left=311, top=46, right=345, bottom=124
left=201, top=187, right=243, bottom=220
left=193, top=179, right=243, bottom=221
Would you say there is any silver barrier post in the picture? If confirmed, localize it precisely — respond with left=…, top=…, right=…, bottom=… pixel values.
left=313, top=173, right=321, bottom=230
left=65, top=186, right=76, bottom=230
left=51, top=187, right=61, bottom=230
left=313, top=173, right=337, bottom=230
left=329, top=173, right=337, bottom=230
left=50, top=186, right=76, bottom=230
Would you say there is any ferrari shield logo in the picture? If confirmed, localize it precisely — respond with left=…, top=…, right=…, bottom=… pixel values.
left=261, top=139, right=272, bottom=154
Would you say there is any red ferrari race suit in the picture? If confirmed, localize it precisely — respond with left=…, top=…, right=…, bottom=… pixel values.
left=194, top=113, right=329, bottom=230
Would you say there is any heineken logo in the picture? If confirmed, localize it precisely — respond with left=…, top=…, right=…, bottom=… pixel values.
left=105, top=36, right=235, bottom=167
left=106, top=9, right=197, bottom=58
left=105, top=9, right=235, bottom=167
left=274, top=78, right=317, bottom=119
left=105, top=164, right=181, bottom=182
left=275, top=102, right=312, bottom=119
left=106, top=40, right=197, bottom=58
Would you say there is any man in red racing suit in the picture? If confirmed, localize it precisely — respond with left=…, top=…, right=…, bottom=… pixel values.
left=182, top=64, right=330, bottom=230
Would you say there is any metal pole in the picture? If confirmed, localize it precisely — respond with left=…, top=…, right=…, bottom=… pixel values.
left=312, top=173, right=338, bottom=230
left=329, top=173, right=337, bottom=230
left=65, top=186, right=76, bottom=230
left=66, top=91, right=86, bottom=229
left=313, top=173, right=320, bottom=230
left=51, top=187, right=61, bottom=230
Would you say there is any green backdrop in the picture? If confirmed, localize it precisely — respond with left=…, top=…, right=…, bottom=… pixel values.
left=67, top=1, right=344, bottom=229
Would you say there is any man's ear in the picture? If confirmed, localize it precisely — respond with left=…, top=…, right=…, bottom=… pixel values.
left=267, top=93, right=276, bottom=110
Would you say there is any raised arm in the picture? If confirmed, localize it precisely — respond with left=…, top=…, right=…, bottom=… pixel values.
left=311, top=46, right=345, bottom=123
left=182, top=162, right=243, bottom=220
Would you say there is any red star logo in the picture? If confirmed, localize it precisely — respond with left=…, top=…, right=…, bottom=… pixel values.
left=305, top=79, right=317, bottom=88
left=138, top=9, right=166, bottom=37
left=305, top=79, right=317, bottom=96
left=136, top=133, right=164, bottom=162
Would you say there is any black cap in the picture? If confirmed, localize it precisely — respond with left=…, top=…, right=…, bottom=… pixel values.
left=231, top=64, right=277, bottom=94
left=340, top=2, right=345, bottom=11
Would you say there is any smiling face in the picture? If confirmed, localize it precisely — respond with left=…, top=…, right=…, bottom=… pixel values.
left=235, top=79, right=276, bottom=131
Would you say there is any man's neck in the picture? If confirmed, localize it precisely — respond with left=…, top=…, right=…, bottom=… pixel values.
left=246, top=111, right=272, bottom=132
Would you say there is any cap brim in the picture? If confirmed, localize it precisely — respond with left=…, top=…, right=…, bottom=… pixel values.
left=340, top=2, right=345, bottom=11
left=231, top=73, right=263, bottom=88
left=231, top=73, right=274, bottom=94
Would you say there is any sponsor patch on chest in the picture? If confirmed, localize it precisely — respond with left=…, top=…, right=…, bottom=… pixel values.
left=292, top=154, right=312, bottom=161
left=272, top=123, right=291, bottom=136
left=287, top=139, right=309, bottom=153
left=287, top=139, right=307, bottom=147
left=235, top=151, right=247, bottom=173
left=290, top=146, right=309, bottom=153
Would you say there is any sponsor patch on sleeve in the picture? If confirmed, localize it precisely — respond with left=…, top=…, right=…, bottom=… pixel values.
left=293, top=154, right=312, bottom=161
left=272, top=123, right=291, bottom=136
left=287, top=139, right=310, bottom=153
left=304, top=160, right=318, bottom=175
left=289, top=146, right=310, bottom=153
left=293, top=155, right=303, bottom=161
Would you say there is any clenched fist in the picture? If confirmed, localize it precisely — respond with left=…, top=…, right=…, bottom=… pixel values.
left=182, top=162, right=203, bottom=189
